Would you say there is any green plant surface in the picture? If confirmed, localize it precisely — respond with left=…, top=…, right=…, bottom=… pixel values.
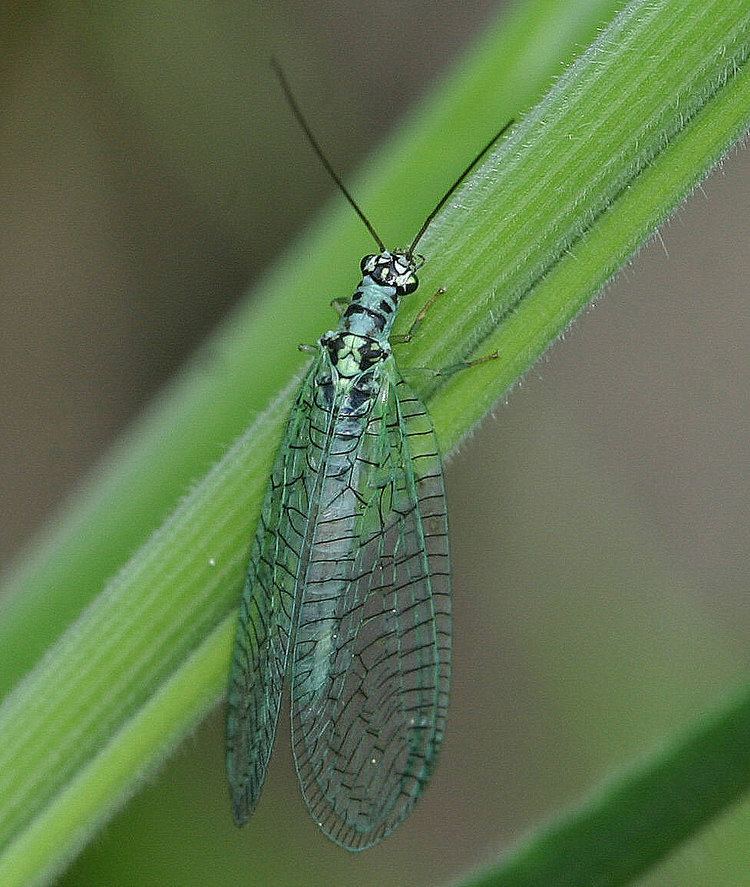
left=0, top=0, right=626, bottom=696
left=1, top=0, right=750, bottom=884
left=457, top=684, right=750, bottom=886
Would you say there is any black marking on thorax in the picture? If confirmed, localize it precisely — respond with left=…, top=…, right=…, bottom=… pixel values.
left=343, top=302, right=386, bottom=333
left=323, top=331, right=386, bottom=376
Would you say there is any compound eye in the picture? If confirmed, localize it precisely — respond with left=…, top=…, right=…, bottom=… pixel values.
left=360, top=254, right=377, bottom=274
left=398, top=275, right=418, bottom=295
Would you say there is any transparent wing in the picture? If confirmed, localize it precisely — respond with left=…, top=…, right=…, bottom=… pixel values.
left=291, top=368, right=451, bottom=850
left=226, top=361, right=331, bottom=825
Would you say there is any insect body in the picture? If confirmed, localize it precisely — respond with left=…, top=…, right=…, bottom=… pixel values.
left=227, top=248, right=452, bottom=850
left=226, top=60, right=512, bottom=851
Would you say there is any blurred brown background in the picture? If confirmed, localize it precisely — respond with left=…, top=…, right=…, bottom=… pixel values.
left=1, top=2, right=749, bottom=885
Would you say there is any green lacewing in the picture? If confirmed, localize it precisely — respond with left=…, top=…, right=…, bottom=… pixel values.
left=226, top=60, right=512, bottom=851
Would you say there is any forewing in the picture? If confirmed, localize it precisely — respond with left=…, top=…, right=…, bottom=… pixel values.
left=226, top=361, right=331, bottom=825
left=291, top=370, right=451, bottom=850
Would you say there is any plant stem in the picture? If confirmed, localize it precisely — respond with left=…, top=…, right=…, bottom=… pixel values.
left=0, top=0, right=625, bottom=696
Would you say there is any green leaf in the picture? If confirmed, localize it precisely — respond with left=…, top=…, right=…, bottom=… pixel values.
left=0, top=0, right=626, bottom=696
left=458, top=684, right=750, bottom=887
left=0, top=0, right=749, bottom=884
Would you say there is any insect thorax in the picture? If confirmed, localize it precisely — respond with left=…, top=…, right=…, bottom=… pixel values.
left=316, top=250, right=418, bottom=411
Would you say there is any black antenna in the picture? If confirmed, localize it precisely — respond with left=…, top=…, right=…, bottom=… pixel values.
left=409, top=119, right=514, bottom=255
left=271, top=58, right=386, bottom=252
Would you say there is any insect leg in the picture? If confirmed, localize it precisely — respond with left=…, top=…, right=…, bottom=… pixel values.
left=330, top=297, right=349, bottom=316
left=298, top=343, right=318, bottom=354
left=437, top=350, right=500, bottom=378
left=391, top=287, right=447, bottom=344
left=404, top=350, right=500, bottom=382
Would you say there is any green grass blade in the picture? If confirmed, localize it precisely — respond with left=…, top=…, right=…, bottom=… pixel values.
left=0, top=0, right=625, bottom=695
left=0, top=0, right=749, bottom=884
left=0, top=623, right=232, bottom=887
left=458, top=685, right=750, bottom=887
